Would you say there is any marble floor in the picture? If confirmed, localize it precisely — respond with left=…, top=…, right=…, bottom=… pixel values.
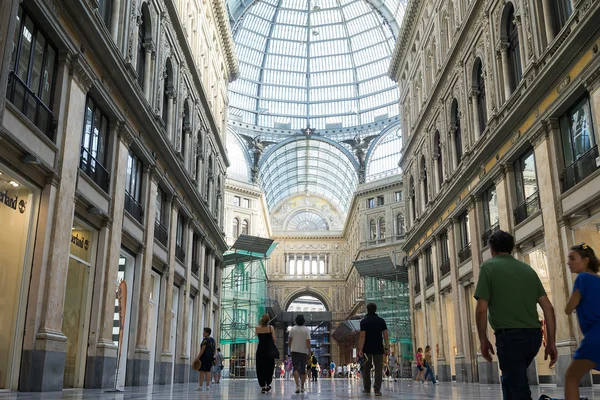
left=0, top=378, right=597, bottom=400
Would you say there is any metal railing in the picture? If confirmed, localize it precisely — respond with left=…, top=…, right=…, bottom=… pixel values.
left=6, top=71, right=55, bottom=140
left=175, top=244, right=186, bottom=263
left=561, top=146, right=600, bottom=192
left=154, top=221, right=168, bottom=247
left=413, top=281, right=421, bottom=296
left=192, top=260, right=200, bottom=276
left=124, top=190, right=144, bottom=223
left=458, top=244, right=472, bottom=263
left=360, top=234, right=405, bottom=249
left=80, top=147, right=110, bottom=192
left=440, top=259, right=451, bottom=277
left=515, top=191, right=540, bottom=224
left=204, top=273, right=210, bottom=286
left=425, top=272, right=434, bottom=287
left=214, top=283, right=219, bottom=296
left=481, top=222, right=500, bottom=248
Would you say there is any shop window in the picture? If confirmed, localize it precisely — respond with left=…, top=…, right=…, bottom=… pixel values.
left=232, top=217, right=240, bottom=238
left=560, top=96, right=598, bottom=191
left=175, top=213, right=185, bottom=262
left=481, top=185, right=499, bottom=247
left=7, top=6, right=57, bottom=139
left=377, top=196, right=384, bottom=206
left=124, top=151, right=144, bottom=223
left=425, top=247, right=433, bottom=287
left=233, top=196, right=240, bottom=206
left=154, top=186, right=168, bottom=246
left=80, top=96, right=110, bottom=192
left=369, top=219, right=377, bottom=240
left=378, top=217, right=386, bottom=240
left=98, top=0, right=112, bottom=29
left=514, top=149, right=540, bottom=224
left=367, top=198, right=375, bottom=208
left=395, top=191, right=402, bottom=202
left=241, top=219, right=249, bottom=235
left=458, top=212, right=471, bottom=263
left=396, top=213, right=405, bottom=236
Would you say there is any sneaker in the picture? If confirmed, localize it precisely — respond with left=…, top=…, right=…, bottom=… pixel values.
left=204, top=386, right=210, bottom=391
left=374, top=391, right=382, bottom=396
left=363, top=389, right=370, bottom=394
left=295, top=387, right=300, bottom=394
left=195, top=387, right=203, bottom=391
left=300, top=387, right=305, bottom=393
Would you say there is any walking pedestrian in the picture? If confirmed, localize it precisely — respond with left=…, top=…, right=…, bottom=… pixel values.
left=475, top=230, right=557, bottom=400
left=289, top=314, right=311, bottom=393
left=255, top=313, right=277, bottom=394
left=310, top=352, right=318, bottom=382
left=213, top=348, right=224, bottom=383
left=358, top=302, right=389, bottom=396
left=283, top=354, right=293, bottom=380
left=195, top=327, right=216, bottom=391
left=329, top=361, right=335, bottom=378
left=388, top=352, right=397, bottom=382
left=423, top=345, right=438, bottom=384
left=564, top=243, right=600, bottom=400
left=414, top=347, right=425, bottom=383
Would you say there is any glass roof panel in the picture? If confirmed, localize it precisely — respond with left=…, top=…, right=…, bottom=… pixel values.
left=366, top=125, right=403, bottom=182
left=229, top=0, right=407, bottom=132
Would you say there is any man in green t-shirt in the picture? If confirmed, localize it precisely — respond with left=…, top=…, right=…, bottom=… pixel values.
left=474, top=230, right=557, bottom=399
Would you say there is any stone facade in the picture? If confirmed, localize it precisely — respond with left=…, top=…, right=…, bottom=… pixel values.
left=0, top=0, right=235, bottom=391
left=390, top=0, right=600, bottom=386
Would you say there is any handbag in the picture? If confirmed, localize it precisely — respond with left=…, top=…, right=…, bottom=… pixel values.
left=192, top=357, right=201, bottom=371
left=268, top=341, right=280, bottom=359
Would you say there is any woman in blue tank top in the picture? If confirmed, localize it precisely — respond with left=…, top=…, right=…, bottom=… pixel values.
left=564, top=243, right=600, bottom=400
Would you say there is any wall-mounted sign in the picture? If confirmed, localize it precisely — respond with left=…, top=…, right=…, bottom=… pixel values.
left=71, top=233, right=90, bottom=250
left=0, top=190, right=26, bottom=214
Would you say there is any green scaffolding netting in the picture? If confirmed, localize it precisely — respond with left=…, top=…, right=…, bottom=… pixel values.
left=220, top=259, right=268, bottom=345
left=363, top=276, right=413, bottom=360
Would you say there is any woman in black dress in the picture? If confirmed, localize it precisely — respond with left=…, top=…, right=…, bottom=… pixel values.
left=256, top=313, right=277, bottom=393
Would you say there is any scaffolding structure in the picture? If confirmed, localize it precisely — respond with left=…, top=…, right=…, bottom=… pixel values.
left=219, top=235, right=277, bottom=378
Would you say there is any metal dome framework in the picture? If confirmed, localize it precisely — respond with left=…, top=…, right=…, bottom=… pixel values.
left=227, top=0, right=407, bottom=131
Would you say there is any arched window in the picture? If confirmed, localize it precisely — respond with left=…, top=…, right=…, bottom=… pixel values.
left=551, top=1, right=572, bottom=38
left=369, top=219, right=377, bottom=240
left=434, top=130, right=443, bottom=189
left=378, top=217, right=386, bottom=239
left=241, top=219, right=249, bottom=235
left=505, top=4, right=522, bottom=89
left=451, top=99, right=462, bottom=164
left=473, top=58, right=487, bottom=135
left=162, top=59, right=174, bottom=126
left=396, top=213, right=405, bottom=236
left=232, top=217, right=240, bottom=238
left=421, top=155, right=428, bottom=206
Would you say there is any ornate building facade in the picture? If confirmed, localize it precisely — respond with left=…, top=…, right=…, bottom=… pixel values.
left=391, top=0, right=600, bottom=386
left=0, top=0, right=235, bottom=391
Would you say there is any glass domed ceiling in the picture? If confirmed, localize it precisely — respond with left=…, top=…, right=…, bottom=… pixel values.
left=228, top=0, right=406, bottom=131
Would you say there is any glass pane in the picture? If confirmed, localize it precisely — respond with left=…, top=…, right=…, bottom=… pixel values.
left=10, top=7, right=22, bottom=71
left=30, top=33, right=45, bottom=96
left=17, top=16, right=34, bottom=82
left=570, top=99, right=594, bottom=159
left=82, top=98, right=93, bottom=151
left=41, top=45, right=55, bottom=106
left=521, top=152, right=537, bottom=199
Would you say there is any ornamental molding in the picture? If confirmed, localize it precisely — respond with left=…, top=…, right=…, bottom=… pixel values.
left=211, top=0, right=239, bottom=82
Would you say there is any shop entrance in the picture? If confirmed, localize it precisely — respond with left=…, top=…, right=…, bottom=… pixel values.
left=0, top=166, right=37, bottom=390
left=63, top=223, right=96, bottom=388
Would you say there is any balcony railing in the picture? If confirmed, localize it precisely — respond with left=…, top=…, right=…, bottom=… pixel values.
left=515, top=191, right=540, bottom=224
left=214, top=283, right=219, bottom=296
left=7, top=71, right=55, bottom=140
left=175, top=244, right=186, bottom=263
left=440, top=259, right=451, bottom=277
left=360, top=234, right=405, bottom=249
left=414, top=281, right=421, bottom=296
left=192, top=260, right=200, bottom=276
left=80, top=147, right=110, bottom=192
left=561, top=146, right=600, bottom=192
left=124, top=191, right=144, bottom=224
left=481, top=222, right=500, bottom=248
left=203, top=273, right=210, bottom=286
left=458, top=244, right=472, bottom=263
left=154, top=221, right=168, bottom=247
left=425, top=272, right=434, bottom=287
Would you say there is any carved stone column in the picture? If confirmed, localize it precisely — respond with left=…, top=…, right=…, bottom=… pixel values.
left=175, top=221, right=193, bottom=384
left=166, top=89, right=176, bottom=143
left=498, top=42, right=513, bottom=100
left=541, top=0, right=556, bottom=44
left=142, top=40, right=155, bottom=100
left=470, top=89, right=481, bottom=140
left=431, top=238, right=451, bottom=381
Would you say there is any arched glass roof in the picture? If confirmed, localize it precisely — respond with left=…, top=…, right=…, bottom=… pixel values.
left=286, top=210, right=329, bottom=231
left=259, top=138, right=358, bottom=214
left=226, top=130, right=252, bottom=182
left=228, top=0, right=406, bottom=131
left=366, top=124, right=402, bottom=181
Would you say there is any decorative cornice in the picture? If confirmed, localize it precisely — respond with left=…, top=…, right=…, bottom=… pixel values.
left=211, top=0, right=239, bottom=82
left=388, top=0, right=422, bottom=81
left=69, top=54, right=94, bottom=92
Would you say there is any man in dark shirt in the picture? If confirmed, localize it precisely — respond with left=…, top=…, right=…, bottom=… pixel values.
left=475, top=230, right=557, bottom=399
left=358, top=302, right=389, bottom=396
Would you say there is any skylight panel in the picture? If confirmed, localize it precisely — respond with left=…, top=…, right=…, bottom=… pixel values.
left=280, top=0, right=305, bottom=10
left=310, top=39, right=349, bottom=57
left=269, top=39, right=306, bottom=57
left=239, top=62, right=261, bottom=81
left=356, top=59, right=387, bottom=80
left=311, top=55, right=352, bottom=72
left=314, top=24, right=345, bottom=41
left=242, top=14, right=271, bottom=36
left=311, top=9, right=342, bottom=26
left=277, top=9, right=307, bottom=25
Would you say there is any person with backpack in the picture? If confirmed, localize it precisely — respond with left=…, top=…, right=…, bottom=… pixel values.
left=195, top=327, right=216, bottom=391
left=310, top=352, right=318, bottom=382
left=564, top=243, right=600, bottom=400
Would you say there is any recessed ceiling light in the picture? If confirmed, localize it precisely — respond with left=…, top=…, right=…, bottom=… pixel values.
left=9, top=181, right=18, bottom=187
